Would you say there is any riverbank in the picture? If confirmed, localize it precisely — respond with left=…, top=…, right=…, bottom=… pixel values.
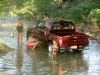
left=75, top=22, right=100, bottom=42
left=0, top=44, right=14, bottom=56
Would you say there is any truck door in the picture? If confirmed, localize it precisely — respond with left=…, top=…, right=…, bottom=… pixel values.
left=36, top=21, right=48, bottom=43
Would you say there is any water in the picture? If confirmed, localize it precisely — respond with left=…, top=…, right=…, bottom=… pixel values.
left=0, top=16, right=100, bottom=75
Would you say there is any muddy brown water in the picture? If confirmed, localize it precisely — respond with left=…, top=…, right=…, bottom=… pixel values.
left=0, top=16, right=100, bottom=75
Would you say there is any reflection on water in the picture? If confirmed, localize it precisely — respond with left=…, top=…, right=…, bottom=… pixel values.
left=58, top=62, right=63, bottom=75
left=51, top=59, right=58, bottom=75
left=25, top=48, right=36, bottom=62
left=83, top=40, right=100, bottom=75
left=56, top=53, right=88, bottom=75
left=16, top=46, right=23, bottom=75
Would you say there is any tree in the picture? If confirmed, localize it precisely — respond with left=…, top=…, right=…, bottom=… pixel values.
left=0, top=0, right=11, bottom=16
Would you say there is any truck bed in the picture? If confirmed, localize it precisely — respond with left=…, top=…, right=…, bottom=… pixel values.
left=50, top=29, right=88, bottom=36
left=50, top=29, right=75, bottom=36
left=50, top=29, right=89, bottom=48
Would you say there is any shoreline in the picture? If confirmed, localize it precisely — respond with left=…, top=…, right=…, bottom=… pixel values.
left=0, top=44, right=14, bottom=56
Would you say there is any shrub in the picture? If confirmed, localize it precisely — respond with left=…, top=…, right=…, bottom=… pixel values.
left=88, top=9, right=100, bottom=26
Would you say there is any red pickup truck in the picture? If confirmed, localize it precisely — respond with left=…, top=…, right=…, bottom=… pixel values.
left=26, top=19, right=89, bottom=52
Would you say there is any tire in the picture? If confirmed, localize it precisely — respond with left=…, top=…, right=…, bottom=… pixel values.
left=48, top=42, right=53, bottom=52
left=48, top=42, right=60, bottom=53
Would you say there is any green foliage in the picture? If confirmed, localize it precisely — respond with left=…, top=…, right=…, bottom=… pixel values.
left=0, top=0, right=11, bottom=8
left=33, top=0, right=52, bottom=19
left=9, top=5, right=17, bottom=17
left=0, top=0, right=11, bottom=16
left=8, top=0, right=35, bottom=18
left=16, top=0, right=26, bottom=7
left=66, top=2, right=99, bottom=22
left=88, top=9, right=100, bottom=26
left=0, top=0, right=100, bottom=22
left=67, top=7, right=84, bottom=22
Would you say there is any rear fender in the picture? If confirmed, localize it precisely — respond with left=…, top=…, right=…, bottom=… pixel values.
left=26, top=27, right=32, bottom=40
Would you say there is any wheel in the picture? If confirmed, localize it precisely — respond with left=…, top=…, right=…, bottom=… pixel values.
left=48, top=42, right=53, bottom=52
left=48, top=42, right=60, bottom=53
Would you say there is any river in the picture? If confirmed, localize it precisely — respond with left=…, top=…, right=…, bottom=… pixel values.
left=0, top=16, right=100, bottom=75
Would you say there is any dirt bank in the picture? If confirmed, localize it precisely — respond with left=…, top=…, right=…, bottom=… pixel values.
left=0, top=44, right=14, bottom=56
left=75, top=22, right=100, bottom=41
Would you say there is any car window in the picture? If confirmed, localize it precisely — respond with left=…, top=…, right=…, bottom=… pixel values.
left=63, top=22, right=74, bottom=29
left=51, top=22, right=74, bottom=30
left=44, top=20, right=52, bottom=29
left=37, top=22, right=45, bottom=30
left=51, top=23, right=62, bottom=30
left=44, top=23, right=49, bottom=27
